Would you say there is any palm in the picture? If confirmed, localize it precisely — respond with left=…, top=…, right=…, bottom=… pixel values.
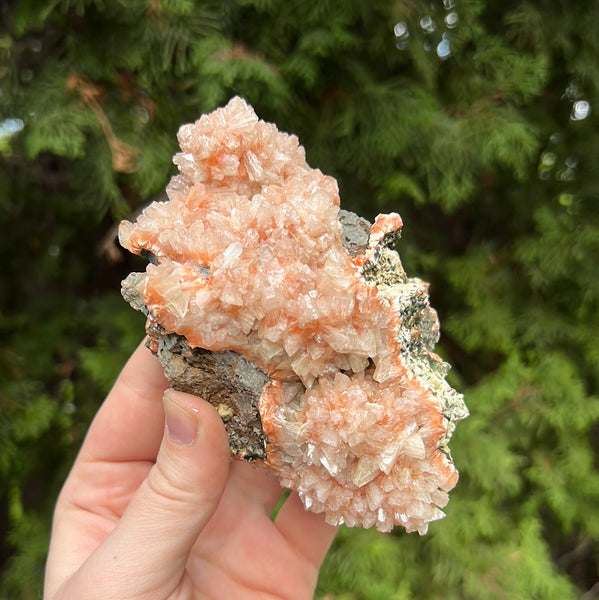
left=187, top=466, right=321, bottom=599
left=71, top=464, right=323, bottom=599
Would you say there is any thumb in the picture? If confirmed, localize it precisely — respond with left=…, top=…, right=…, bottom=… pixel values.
left=70, top=389, right=232, bottom=599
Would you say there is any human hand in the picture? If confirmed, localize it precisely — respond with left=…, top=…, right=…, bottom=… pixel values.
left=44, top=341, right=337, bottom=599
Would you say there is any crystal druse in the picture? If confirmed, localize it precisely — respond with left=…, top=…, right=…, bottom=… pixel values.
left=119, top=97, right=468, bottom=534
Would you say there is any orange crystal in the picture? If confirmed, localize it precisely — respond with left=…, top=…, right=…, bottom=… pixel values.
left=119, top=97, right=468, bottom=533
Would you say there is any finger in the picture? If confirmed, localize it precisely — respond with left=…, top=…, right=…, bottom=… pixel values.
left=80, top=339, right=169, bottom=464
left=275, top=491, right=338, bottom=568
left=44, top=342, right=170, bottom=598
left=55, top=390, right=231, bottom=600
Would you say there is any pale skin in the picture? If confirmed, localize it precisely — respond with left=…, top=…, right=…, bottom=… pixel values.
left=44, top=341, right=338, bottom=600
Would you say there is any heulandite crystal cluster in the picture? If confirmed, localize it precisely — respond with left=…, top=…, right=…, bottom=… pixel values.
left=119, top=97, right=468, bottom=534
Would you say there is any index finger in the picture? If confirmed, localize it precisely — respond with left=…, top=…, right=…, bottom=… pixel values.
left=79, top=339, right=170, bottom=464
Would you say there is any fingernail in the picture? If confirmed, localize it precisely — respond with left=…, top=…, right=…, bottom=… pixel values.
left=163, top=390, right=199, bottom=446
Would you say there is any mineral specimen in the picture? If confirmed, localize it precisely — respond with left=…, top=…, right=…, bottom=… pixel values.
left=119, top=97, right=468, bottom=534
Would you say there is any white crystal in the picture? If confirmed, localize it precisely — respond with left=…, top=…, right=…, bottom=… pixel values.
left=353, top=455, right=380, bottom=488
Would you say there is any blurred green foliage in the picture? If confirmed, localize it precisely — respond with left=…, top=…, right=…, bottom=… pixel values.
left=1, top=0, right=599, bottom=598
